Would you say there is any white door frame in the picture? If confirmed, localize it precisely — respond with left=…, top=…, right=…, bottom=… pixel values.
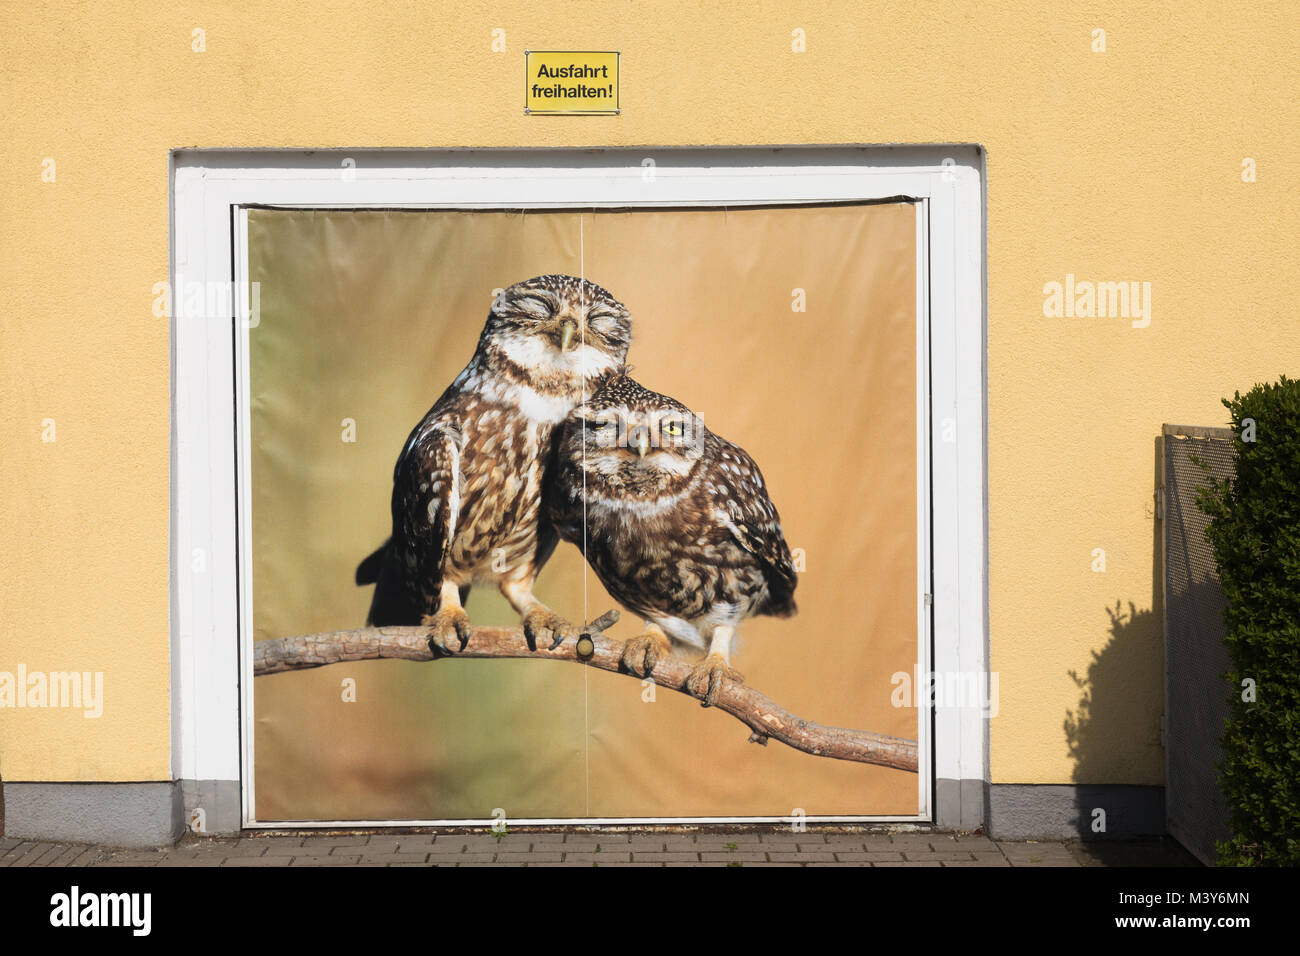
left=169, top=146, right=987, bottom=828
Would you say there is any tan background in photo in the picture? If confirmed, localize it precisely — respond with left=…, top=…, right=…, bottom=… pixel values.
left=248, top=203, right=919, bottom=820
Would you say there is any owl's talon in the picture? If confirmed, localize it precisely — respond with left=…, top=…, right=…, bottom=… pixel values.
left=685, top=653, right=744, bottom=708
left=522, top=607, right=577, bottom=652
left=423, top=607, right=472, bottom=656
left=620, top=631, right=672, bottom=677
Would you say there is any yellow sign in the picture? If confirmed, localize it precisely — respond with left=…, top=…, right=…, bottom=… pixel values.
left=525, top=50, right=619, bottom=115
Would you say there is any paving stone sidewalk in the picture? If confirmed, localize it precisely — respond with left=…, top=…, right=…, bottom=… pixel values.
left=0, top=831, right=1198, bottom=867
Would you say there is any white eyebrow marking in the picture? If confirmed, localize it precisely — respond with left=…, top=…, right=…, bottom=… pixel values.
left=510, top=293, right=555, bottom=318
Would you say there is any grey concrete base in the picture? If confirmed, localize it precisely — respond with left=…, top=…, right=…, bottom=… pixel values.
left=936, top=778, right=984, bottom=830
left=987, top=784, right=1165, bottom=840
left=3, top=781, right=185, bottom=848
left=3, top=779, right=1163, bottom=843
left=180, top=779, right=242, bottom=836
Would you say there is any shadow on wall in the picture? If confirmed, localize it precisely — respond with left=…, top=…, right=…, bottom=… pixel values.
left=1065, top=600, right=1163, bottom=784
left=1062, top=600, right=1166, bottom=838
left=1056, top=435, right=1169, bottom=841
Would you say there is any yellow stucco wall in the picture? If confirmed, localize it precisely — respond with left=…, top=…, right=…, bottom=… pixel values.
left=1, top=1, right=1295, bottom=787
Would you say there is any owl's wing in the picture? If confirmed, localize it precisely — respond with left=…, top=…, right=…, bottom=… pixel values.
left=366, top=413, right=464, bottom=626
left=710, top=438, right=799, bottom=614
left=542, top=425, right=585, bottom=546
left=393, top=416, right=465, bottom=588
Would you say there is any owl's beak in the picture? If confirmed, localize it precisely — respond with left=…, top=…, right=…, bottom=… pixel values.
left=559, top=318, right=579, bottom=353
left=633, top=427, right=651, bottom=458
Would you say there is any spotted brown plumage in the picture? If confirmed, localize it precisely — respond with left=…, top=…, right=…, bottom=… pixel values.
left=358, top=275, right=632, bottom=653
left=545, top=374, right=797, bottom=704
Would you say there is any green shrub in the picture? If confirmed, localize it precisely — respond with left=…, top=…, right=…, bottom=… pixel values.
left=1196, top=374, right=1300, bottom=866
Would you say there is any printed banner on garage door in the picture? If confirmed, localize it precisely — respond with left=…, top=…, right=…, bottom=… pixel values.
left=246, top=203, right=923, bottom=822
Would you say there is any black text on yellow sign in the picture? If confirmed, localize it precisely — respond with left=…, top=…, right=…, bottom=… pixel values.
left=525, top=51, right=619, bottom=115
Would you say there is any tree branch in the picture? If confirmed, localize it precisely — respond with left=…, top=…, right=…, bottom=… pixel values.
left=254, top=622, right=919, bottom=773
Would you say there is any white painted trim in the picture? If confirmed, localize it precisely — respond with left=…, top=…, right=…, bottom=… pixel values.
left=233, top=207, right=256, bottom=824
left=925, top=160, right=990, bottom=798
left=170, top=146, right=986, bottom=828
left=915, top=199, right=934, bottom=819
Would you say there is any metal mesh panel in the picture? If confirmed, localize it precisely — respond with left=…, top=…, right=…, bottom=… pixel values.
left=1163, top=425, right=1236, bottom=865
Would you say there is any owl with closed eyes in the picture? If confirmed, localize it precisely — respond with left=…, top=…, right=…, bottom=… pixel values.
left=357, top=274, right=632, bottom=654
left=545, top=374, right=798, bottom=705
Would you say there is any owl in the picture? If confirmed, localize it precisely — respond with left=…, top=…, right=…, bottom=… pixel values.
left=357, top=274, right=632, bottom=654
left=545, top=374, right=797, bottom=705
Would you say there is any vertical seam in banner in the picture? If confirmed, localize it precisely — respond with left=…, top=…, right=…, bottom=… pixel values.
left=580, top=211, right=590, bottom=816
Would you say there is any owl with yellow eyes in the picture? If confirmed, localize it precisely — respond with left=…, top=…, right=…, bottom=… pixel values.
left=545, top=374, right=797, bottom=705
